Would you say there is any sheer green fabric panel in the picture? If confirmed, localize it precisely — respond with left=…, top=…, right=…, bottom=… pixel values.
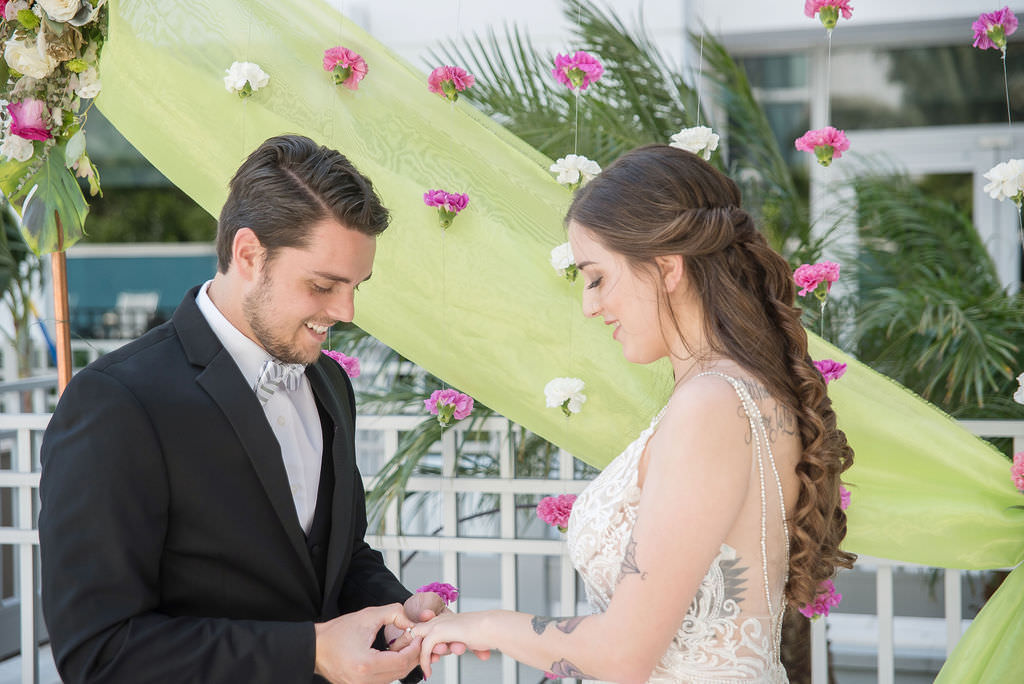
left=97, top=5, right=1021, bottom=675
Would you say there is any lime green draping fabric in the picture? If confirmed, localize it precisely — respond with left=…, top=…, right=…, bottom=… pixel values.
left=95, top=2, right=1022, bottom=678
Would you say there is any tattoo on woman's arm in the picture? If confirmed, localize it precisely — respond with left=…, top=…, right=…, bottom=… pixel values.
left=616, top=533, right=648, bottom=584
left=531, top=615, right=588, bottom=635
left=549, top=658, right=596, bottom=678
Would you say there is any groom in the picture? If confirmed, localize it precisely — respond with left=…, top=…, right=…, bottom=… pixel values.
left=39, top=135, right=441, bottom=683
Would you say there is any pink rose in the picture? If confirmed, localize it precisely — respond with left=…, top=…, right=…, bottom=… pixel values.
left=427, top=65, right=475, bottom=101
left=1012, top=451, right=1024, bottom=492
left=536, top=494, right=577, bottom=532
left=552, top=51, right=604, bottom=91
left=799, top=578, right=842, bottom=619
left=973, top=6, right=1018, bottom=51
left=813, top=358, right=847, bottom=384
left=322, top=350, right=361, bottom=378
left=7, top=99, right=52, bottom=142
left=323, top=46, right=368, bottom=90
left=794, top=261, right=841, bottom=297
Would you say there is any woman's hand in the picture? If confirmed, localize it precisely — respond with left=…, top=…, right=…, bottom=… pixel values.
left=412, top=610, right=496, bottom=678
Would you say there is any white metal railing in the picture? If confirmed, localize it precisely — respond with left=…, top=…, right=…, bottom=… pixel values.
left=0, top=411, right=1020, bottom=683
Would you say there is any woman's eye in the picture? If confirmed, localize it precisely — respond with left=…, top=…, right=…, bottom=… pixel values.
left=586, top=276, right=603, bottom=290
left=312, top=284, right=332, bottom=294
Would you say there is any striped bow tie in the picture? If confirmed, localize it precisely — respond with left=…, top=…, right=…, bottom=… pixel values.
left=255, top=359, right=306, bottom=404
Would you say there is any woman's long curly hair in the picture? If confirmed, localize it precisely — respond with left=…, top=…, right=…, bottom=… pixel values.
left=566, top=144, right=856, bottom=608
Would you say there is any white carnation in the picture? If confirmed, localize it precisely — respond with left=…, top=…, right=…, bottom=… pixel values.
left=1014, top=371, right=1024, bottom=405
left=73, top=67, right=102, bottom=99
left=224, top=61, right=270, bottom=96
left=983, top=159, right=1024, bottom=204
left=550, top=154, right=601, bottom=187
left=549, top=242, right=575, bottom=274
left=1, top=134, right=35, bottom=162
left=544, top=377, right=587, bottom=416
left=4, top=32, right=59, bottom=79
left=669, top=125, right=720, bottom=161
left=35, top=0, right=82, bottom=22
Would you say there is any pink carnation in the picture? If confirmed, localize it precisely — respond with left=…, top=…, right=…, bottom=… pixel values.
left=428, top=65, right=475, bottom=101
left=793, top=261, right=841, bottom=297
left=552, top=51, right=604, bottom=91
left=814, top=359, right=847, bottom=384
left=973, top=6, right=1018, bottom=51
left=795, top=126, right=850, bottom=166
left=537, top=494, right=576, bottom=532
left=425, top=388, right=474, bottom=427
left=423, top=189, right=469, bottom=228
left=417, top=581, right=460, bottom=605
left=804, top=0, right=854, bottom=26
left=7, top=99, right=52, bottom=142
left=322, top=350, right=361, bottom=378
left=1012, top=451, right=1024, bottom=492
left=839, top=484, right=851, bottom=510
left=799, top=578, right=843, bottom=619
left=323, top=46, right=368, bottom=90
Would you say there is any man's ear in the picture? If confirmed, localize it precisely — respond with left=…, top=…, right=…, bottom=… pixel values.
left=232, top=228, right=265, bottom=281
left=656, top=254, right=685, bottom=293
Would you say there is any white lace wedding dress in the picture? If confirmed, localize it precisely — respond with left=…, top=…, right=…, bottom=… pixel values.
left=566, top=373, right=790, bottom=683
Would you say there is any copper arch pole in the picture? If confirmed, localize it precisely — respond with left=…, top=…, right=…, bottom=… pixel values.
left=51, top=213, right=72, bottom=395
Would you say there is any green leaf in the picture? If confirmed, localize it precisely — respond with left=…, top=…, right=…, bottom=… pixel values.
left=12, top=147, right=89, bottom=255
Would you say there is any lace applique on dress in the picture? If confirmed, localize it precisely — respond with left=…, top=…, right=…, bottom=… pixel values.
left=566, top=374, right=789, bottom=683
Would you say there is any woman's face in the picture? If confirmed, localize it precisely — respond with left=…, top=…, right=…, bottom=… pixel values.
left=568, top=221, right=674, bottom=365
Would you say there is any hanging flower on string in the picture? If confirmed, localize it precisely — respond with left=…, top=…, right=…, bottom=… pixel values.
left=323, top=46, right=368, bottom=90
left=417, top=582, right=460, bottom=606
left=550, top=242, right=578, bottom=283
left=804, top=0, right=853, bottom=30
left=322, top=350, right=361, bottom=378
left=425, top=388, right=474, bottom=428
left=428, top=65, right=474, bottom=102
left=794, top=261, right=840, bottom=301
left=549, top=154, right=601, bottom=191
left=972, top=6, right=1018, bottom=53
left=552, top=50, right=603, bottom=91
left=537, top=494, right=577, bottom=533
left=799, top=578, right=843, bottom=619
left=669, top=126, right=720, bottom=161
left=1014, top=371, right=1024, bottom=404
left=795, top=126, right=850, bottom=167
left=839, top=484, right=851, bottom=510
left=544, top=377, right=587, bottom=417
left=224, top=61, right=270, bottom=98
left=813, top=359, right=847, bottom=384
left=423, top=189, right=469, bottom=229
left=983, top=159, right=1024, bottom=207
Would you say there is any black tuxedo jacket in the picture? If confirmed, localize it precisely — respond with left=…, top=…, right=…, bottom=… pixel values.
left=39, top=286, right=413, bottom=683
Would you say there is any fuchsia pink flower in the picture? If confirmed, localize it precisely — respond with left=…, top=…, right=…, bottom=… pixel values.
left=552, top=51, right=604, bottom=91
left=323, top=46, right=368, bottom=90
left=799, top=578, right=843, bottom=619
left=839, top=484, right=851, bottom=510
left=814, top=359, right=847, bottom=384
left=428, top=65, right=475, bottom=102
left=537, top=494, right=577, bottom=532
left=1012, top=452, right=1024, bottom=492
left=795, top=126, right=850, bottom=167
left=804, top=0, right=853, bottom=30
left=973, top=6, right=1018, bottom=52
left=793, top=261, right=841, bottom=298
left=417, top=582, right=460, bottom=605
left=423, top=189, right=469, bottom=229
left=425, top=389, right=474, bottom=428
left=7, top=99, right=52, bottom=141
left=322, top=350, right=361, bottom=378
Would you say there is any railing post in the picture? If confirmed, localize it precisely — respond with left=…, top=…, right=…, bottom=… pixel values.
left=944, top=568, right=962, bottom=656
left=810, top=616, right=828, bottom=684
left=876, top=562, right=894, bottom=684
left=17, top=427, right=39, bottom=684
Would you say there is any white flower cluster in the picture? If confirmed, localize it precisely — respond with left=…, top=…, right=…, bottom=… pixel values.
left=1014, top=371, right=1024, bottom=405
left=550, top=154, right=601, bottom=189
left=669, top=125, right=720, bottom=161
left=544, top=377, right=587, bottom=417
left=983, top=159, right=1024, bottom=205
left=549, top=241, right=578, bottom=282
left=224, top=61, right=270, bottom=97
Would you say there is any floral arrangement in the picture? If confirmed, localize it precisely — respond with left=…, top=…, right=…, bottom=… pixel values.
left=549, top=153, right=600, bottom=190
left=417, top=581, right=459, bottom=606
left=536, top=494, right=576, bottom=532
left=973, top=6, right=1018, bottom=53
left=323, top=46, right=367, bottom=90
left=803, top=0, right=853, bottom=30
left=224, top=61, right=269, bottom=98
left=544, top=377, right=586, bottom=417
left=322, top=349, right=360, bottom=378
left=425, top=388, right=474, bottom=428
left=799, top=578, right=843, bottom=619
left=423, top=188, right=469, bottom=229
left=0, top=0, right=107, bottom=254
left=794, top=126, right=850, bottom=167
left=549, top=242, right=578, bottom=283
left=813, top=359, right=847, bottom=384
left=427, top=65, right=474, bottom=102
left=552, top=50, right=603, bottom=91
left=669, top=125, right=720, bottom=161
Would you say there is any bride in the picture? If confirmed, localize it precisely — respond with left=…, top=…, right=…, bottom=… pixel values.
left=413, top=144, right=855, bottom=683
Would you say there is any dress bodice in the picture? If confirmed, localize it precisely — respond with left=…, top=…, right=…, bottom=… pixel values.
left=566, top=373, right=790, bottom=683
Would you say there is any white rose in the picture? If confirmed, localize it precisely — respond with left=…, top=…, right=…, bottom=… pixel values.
left=983, top=159, right=1024, bottom=203
left=544, top=377, right=587, bottom=416
left=1014, top=371, right=1024, bottom=405
left=4, top=32, right=59, bottom=79
left=224, top=61, right=270, bottom=96
left=1, top=134, right=35, bottom=162
left=35, top=0, right=82, bottom=22
left=73, top=67, right=102, bottom=99
left=669, top=125, right=720, bottom=160
left=549, top=154, right=601, bottom=187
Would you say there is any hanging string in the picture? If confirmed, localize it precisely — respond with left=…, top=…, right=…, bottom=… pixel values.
left=696, top=31, right=704, bottom=126
left=1003, top=50, right=1013, bottom=128
left=825, top=29, right=832, bottom=122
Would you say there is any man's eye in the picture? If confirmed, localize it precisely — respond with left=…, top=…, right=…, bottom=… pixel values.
left=586, top=276, right=603, bottom=290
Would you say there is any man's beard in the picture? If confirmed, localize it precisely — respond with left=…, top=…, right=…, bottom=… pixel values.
left=243, top=270, right=319, bottom=365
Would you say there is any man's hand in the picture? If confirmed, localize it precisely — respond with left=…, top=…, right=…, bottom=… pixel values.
left=314, top=604, right=421, bottom=684
left=384, top=593, right=490, bottom=665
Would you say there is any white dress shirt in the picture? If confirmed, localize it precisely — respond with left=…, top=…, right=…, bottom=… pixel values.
left=196, top=281, right=324, bottom=534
